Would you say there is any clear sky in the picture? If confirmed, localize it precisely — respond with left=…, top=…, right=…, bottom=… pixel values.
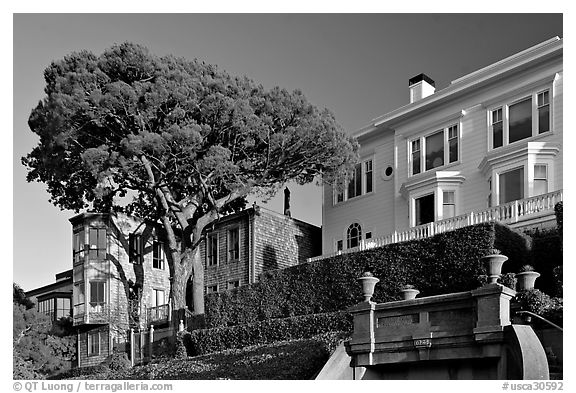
left=13, top=13, right=563, bottom=291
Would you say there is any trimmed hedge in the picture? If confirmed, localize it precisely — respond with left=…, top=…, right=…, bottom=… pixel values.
left=183, top=311, right=352, bottom=356
left=205, top=223, right=529, bottom=328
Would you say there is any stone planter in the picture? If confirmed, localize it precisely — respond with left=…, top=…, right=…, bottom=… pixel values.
left=400, top=288, right=420, bottom=300
left=358, top=272, right=379, bottom=302
left=515, top=271, right=540, bottom=291
left=481, top=253, right=508, bottom=284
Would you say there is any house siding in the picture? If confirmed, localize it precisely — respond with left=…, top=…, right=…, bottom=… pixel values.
left=253, top=208, right=321, bottom=279
left=322, top=133, right=395, bottom=253
left=203, top=207, right=321, bottom=289
left=202, top=214, right=251, bottom=290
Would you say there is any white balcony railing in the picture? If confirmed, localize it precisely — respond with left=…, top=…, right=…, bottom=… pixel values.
left=309, top=190, right=562, bottom=263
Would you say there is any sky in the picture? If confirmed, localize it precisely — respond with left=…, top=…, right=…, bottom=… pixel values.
left=12, top=13, right=564, bottom=292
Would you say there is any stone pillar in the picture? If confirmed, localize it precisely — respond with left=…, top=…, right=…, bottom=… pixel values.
left=149, top=325, right=154, bottom=360
left=129, top=328, right=135, bottom=367
left=471, top=283, right=516, bottom=343
left=346, top=300, right=377, bottom=367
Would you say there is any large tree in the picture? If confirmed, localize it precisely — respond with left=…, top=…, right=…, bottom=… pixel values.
left=24, top=42, right=358, bottom=317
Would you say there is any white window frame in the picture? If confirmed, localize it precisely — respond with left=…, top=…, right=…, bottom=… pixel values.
left=346, top=223, right=362, bottom=249
left=151, top=288, right=166, bottom=308
left=533, top=164, right=549, bottom=196
left=333, top=157, right=374, bottom=204
left=87, top=331, right=100, bottom=357
left=206, top=284, right=218, bottom=294
left=485, top=153, right=556, bottom=208
left=227, top=280, right=240, bottom=290
left=152, top=240, right=165, bottom=270
left=206, top=232, right=219, bottom=267
left=408, top=123, right=460, bottom=177
left=227, top=227, right=240, bottom=262
left=488, top=88, right=552, bottom=150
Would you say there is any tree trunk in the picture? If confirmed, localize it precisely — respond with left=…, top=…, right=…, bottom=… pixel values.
left=191, top=247, right=205, bottom=315
left=170, top=246, right=204, bottom=331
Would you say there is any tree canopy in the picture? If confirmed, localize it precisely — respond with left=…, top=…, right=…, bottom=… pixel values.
left=23, top=42, right=359, bottom=313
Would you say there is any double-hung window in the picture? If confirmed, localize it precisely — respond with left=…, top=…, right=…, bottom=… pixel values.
left=334, top=158, right=374, bottom=203
left=410, top=124, right=459, bottom=176
left=89, top=281, right=105, bottom=313
left=88, top=332, right=100, bottom=356
left=88, top=228, right=106, bottom=261
left=152, top=240, right=165, bottom=269
left=73, top=230, right=84, bottom=264
left=206, top=233, right=218, bottom=266
left=129, top=234, right=143, bottom=264
left=227, top=228, right=239, bottom=261
left=533, top=164, right=548, bottom=196
left=489, top=89, right=551, bottom=149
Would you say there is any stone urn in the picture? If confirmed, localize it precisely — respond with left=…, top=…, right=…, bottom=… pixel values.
left=481, top=249, right=508, bottom=284
left=358, top=272, right=379, bottom=302
left=515, top=265, right=540, bottom=291
left=399, top=285, right=420, bottom=300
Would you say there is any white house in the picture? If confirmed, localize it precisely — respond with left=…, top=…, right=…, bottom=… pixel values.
left=319, top=37, right=562, bottom=259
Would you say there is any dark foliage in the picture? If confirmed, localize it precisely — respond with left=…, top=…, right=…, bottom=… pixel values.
left=55, top=332, right=348, bottom=380
left=524, top=228, right=562, bottom=295
left=205, top=223, right=528, bottom=328
left=13, top=283, right=34, bottom=309
left=514, top=288, right=563, bottom=327
left=184, top=311, right=352, bottom=356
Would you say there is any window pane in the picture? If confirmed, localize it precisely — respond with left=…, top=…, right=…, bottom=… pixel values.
left=412, top=152, right=421, bottom=175
left=347, top=223, right=362, bottom=249
left=347, top=163, right=362, bottom=198
left=365, top=160, right=373, bottom=193
left=499, top=167, right=524, bottom=204
left=411, top=140, right=421, bottom=175
left=449, top=136, right=458, bottom=163
left=425, top=131, right=444, bottom=170
left=538, top=105, right=550, bottom=134
left=415, top=194, right=435, bottom=225
left=336, top=240, right=343, bottom=251
left=509, top=98, right=532, bottom=143
left=443, top=191, right=455, bottom=219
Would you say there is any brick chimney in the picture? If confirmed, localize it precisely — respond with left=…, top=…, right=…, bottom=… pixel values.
left=283, top=187, right=291, bottom=217
left=409, top=73, right=435, bottom=103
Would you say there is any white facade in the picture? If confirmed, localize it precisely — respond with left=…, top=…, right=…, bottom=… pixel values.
left=322, top=37, right=563, bottom=254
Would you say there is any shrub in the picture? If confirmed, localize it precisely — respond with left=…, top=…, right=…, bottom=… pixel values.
left=514, top=288, right=563, bottom=327
left=104, top=352, right=131, bottom=373
left=477, top=272, right=516, bottom=290
left=205, top=223, right=529, bottom=328
left=184, top=311, right=352, bottom=356
left=525, top=228, right=562, bottom=294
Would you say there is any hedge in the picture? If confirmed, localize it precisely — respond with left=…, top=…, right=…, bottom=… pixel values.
left=524, top=228, right=562, bottom=295
left=205, top=223, right=529, bottom=328
left=183, top=311, right=352, bottom=356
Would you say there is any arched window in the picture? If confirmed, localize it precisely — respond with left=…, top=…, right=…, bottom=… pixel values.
left=347, top=223, right=362, bottom=249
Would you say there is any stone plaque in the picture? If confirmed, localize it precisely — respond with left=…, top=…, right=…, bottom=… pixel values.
left=377, top=313, right=420, bottom=328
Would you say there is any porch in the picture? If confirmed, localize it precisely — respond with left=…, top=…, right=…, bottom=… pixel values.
left=310, top=190, right=562, bottom=263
